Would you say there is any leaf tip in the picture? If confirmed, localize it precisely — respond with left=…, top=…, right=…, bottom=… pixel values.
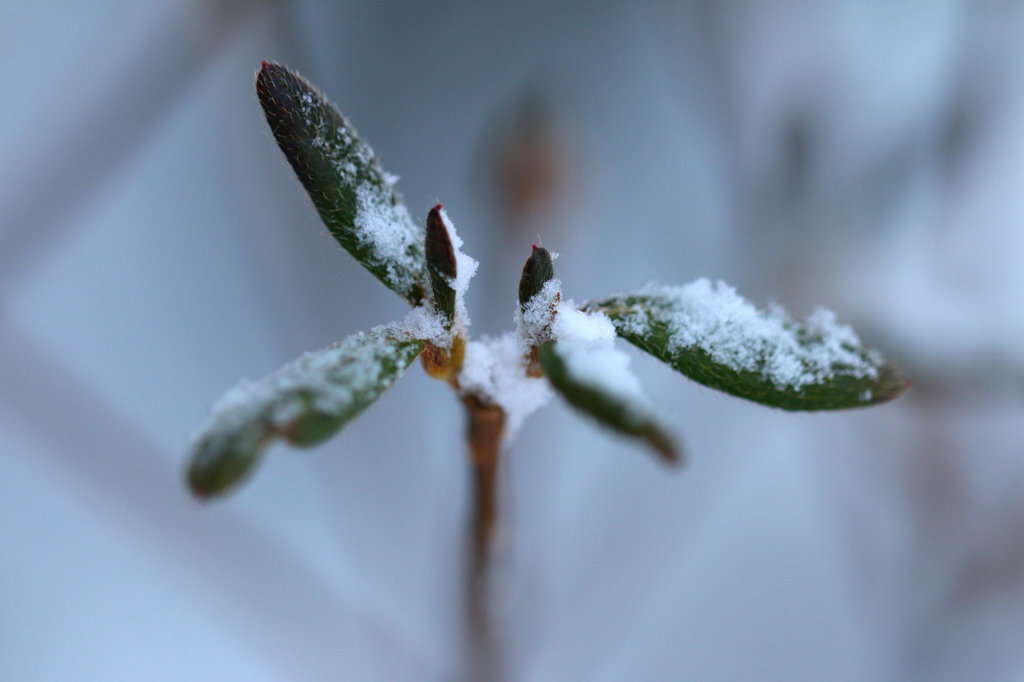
left=185, top=430, right=268, bottom=501
left=884, top=371, right=913, bottom=403
left=255, top=60, right=278, bottom=87
left=185, top=460, right=226, bottom=501
left=653, top=437, right=685, bottom=467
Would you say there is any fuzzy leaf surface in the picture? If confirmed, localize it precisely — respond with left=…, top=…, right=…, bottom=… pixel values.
left=585, top=279, right=909, bottom=411
left=540, top=341, right=680, bottom=463
left=257, top=62, right=425, bottom=304
left=188, top=329, right=423, bottom=498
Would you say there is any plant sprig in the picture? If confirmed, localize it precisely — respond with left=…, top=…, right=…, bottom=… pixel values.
left=186, top=62, right=909, bottom=498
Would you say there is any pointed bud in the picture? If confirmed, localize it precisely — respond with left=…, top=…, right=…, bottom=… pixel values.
left=426, top=204, right=458, bottom=325
left=518, top=245, right=555, bottom=309
left=518, top=245, right=558, bottom=377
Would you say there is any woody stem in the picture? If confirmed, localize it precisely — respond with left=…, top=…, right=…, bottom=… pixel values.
left=461, top=393, right=506, bottom=681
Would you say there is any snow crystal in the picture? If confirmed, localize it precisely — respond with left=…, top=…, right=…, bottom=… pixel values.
left=475, top=287, right=631, bottom=436
left=551, top=300, right=616, bottom=344
left=517, top=282, right=617, bottom=349
left=552, top=339, right=653, bottom=416
left=351, top=184, right=422, bottom=295
left=546, top=297, right=653, bottom=418
left=516, top=278, right=562, bottom=345
left=295, top=88, right=425, bottom=298
left=394, top=304, right=450, bottom=346
left=459, top=333, right=553, bottom=437
left=611, top=279, right=879, bottom=389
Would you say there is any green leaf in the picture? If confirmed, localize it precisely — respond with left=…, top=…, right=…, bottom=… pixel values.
left=539, top=341, right=681, bottom=464
left=585, top=279, right=909, bottom=411
left=256, top=62, right=426, bottom=305
left=187, top=329, right=423, bottom=498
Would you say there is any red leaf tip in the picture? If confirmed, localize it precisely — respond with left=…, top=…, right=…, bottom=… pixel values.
left=261, top=61, right=269, bottom=69
left=431, top=203, right=443, bottom=212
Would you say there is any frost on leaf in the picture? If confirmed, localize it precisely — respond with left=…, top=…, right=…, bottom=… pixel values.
left=537, top=299, right=680, bottom=462
left=187, top=328, right=423, bottom=498
left=540, top=339, right=681, bottom=464
left=585, top=279, right=909, bottom=411
left=256, top=62, right=425, bottom=304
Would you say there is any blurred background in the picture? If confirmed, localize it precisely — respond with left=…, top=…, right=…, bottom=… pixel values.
left=2, top=1, right=1023, bottom=680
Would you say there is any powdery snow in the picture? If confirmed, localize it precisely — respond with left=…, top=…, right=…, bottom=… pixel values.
left=609, top=279, right=880, bottom=389
left=352, top=185, right=423, bottom=295
left=459, top=333, right=553, bottom=437
left=548, top=298, right=655, bottom=420
left=516, top=278, right=562, bottom=345
left=516, top=279, right=616, bottom=346
left=553, top=338, right=654, bottom=409
left=192, top=326, right=419, bottom=447
left=552, top=299, right=617, bottom=344
left=453, top=278, right=571, bottom=440
left=463, top=287, right=643, bottom=439
left=395, top=304, right=450, bottom=347
left=298, top=88, right=424, bottom=298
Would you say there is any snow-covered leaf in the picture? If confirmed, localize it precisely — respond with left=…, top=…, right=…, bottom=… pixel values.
left=539, top=340, right=681, bottom=463
left=187, top=329, right=423, bottom=498
left=256, top=62, right=426, bottom=305
left=585, top=279, right=909, bottom=411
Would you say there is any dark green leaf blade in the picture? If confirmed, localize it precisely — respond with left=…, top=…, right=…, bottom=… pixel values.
left=187, top=329, right=423, bottom=498
left=256, top=62, right=426, bottom=304
left=585, top=279, right=909, bottom=411
left=539, top=341, right=681, bottom=464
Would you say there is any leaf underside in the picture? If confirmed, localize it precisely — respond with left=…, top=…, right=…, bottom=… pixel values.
left=539, top=341, right=680, bottom=463
left=188, top=330, right=423, bottom=498
left=586, top=288, right=909, bottom=411
left=256, top=62, right=425, bottom=305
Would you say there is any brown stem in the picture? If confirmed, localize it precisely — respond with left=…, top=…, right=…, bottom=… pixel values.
left=461, top=393, right=507, bottom=681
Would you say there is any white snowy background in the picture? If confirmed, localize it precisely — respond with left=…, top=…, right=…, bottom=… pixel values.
left=2, top=1, right=1023, bottom=680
